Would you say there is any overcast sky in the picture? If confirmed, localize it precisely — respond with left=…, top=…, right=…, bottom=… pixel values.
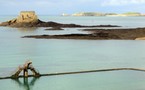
left=0, top=0, right=145, bottom=15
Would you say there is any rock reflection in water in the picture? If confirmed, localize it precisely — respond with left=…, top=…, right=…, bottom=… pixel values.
left=17, top=27, right=38, bottom=32
left=12, top=77, right=39, bottom=90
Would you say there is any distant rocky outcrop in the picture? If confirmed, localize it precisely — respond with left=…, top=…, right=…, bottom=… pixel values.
left=72, top=12, right=106, bottom=16
left=71, top=12, right=143, bottom=17
left=0, top=11, right=120, bottom=28
left=122, top=12, right=141, bottom=16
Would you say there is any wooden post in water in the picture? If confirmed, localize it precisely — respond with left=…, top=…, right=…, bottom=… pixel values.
left=11, top=65, right=24, bottom=78
left=11, top=60, right=40, bottom=78
left=23, top=61, right=32, bottom=77
left=29, top=64, right=40, bottom=77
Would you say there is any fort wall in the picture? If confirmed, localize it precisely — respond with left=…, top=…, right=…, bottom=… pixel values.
left=17, top=11, right=38, bottom=23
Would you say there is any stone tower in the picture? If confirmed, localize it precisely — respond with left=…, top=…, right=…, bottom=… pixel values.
left=17, top=11, right=38, bottom=23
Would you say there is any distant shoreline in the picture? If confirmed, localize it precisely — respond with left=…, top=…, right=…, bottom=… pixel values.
left=62, top=12, right=145, bottom=17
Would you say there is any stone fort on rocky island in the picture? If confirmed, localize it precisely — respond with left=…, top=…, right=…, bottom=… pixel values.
left=17, top=11, right=38, bottom=23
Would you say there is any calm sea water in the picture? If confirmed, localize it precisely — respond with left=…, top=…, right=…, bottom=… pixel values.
left=0, top=16, right=145, bottom=90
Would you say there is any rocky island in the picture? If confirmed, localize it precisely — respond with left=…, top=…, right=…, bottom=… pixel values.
left=69, top=12, right=144, bottom=17
left=0, top=11, right=119, bottom=28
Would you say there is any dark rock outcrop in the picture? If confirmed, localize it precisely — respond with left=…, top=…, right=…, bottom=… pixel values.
left=0, top=19, right=120, bottom=28
left=83, top=28, right=145, bottom=40
left=22, top=32, right=120, bottom=40
left=22, top=28, right=145, bottom=40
